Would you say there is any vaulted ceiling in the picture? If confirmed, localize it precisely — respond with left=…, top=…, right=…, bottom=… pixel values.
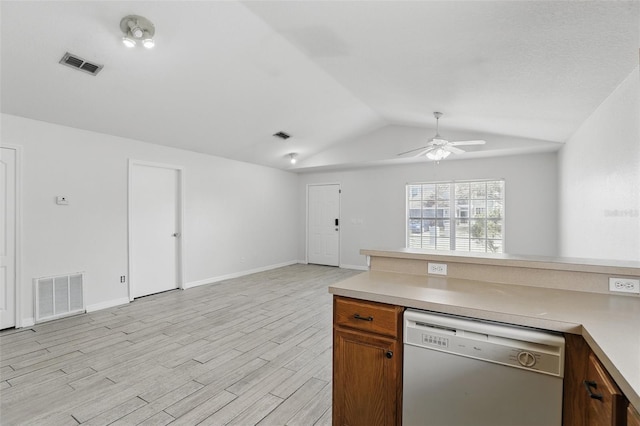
left=1, top=1, right=638, bottom=171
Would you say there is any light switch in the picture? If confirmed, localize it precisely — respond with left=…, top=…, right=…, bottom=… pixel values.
left=56, top=196, right=69, bottom=205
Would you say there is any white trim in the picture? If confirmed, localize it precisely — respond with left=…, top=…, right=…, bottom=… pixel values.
left=1, top=144, right=23, bottom=328
left=306, top=183, right=341, bottom=266
left=305, top=186, right=309, bottom=264
left=128, top=160, right=185, bottom=301
left=339, top=264, right=368, bottom=271
left=21, top=317, right=34, bottom=328
left=183, top=260, right=299, bottom=289
left=86, top=297, right=130, bottom=313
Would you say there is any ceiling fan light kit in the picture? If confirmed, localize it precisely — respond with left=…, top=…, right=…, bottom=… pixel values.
left=120, top=15, right=155, bottom=49
left=426, top=148, right=451, bottom=161
left=397, top=111, right=486, bottom=161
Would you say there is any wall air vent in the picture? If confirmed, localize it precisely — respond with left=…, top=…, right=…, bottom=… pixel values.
left=59, top=52, right=103, bottom=76
left=273, top=131, right=291, bottom=140
left=34, top=272, right=85, bottom=323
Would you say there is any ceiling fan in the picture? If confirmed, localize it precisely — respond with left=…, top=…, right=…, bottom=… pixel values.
left=398, top=112, right=486, bottom=161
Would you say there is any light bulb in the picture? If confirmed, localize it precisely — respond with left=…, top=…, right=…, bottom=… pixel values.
left=142, top=38, right=155, bottom=49
left=289, top=154, right=297, bottom=164
left=426, top=148, right=451, bottom=161
left=122, top=36, right=136, bottom=48
left=128, top=21, right=144, bottom=38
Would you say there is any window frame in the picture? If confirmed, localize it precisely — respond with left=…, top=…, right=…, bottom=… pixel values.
left=406, top=179, right=505, bottom=253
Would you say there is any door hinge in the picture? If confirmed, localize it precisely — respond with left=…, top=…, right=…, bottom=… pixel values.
left=339, top=189, right=342, bottom=194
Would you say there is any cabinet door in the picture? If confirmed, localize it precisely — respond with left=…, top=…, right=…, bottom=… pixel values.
left=585, top=352, right=627, bottom=426
left=564, top=333, right=591, bottom=426
left=628, top=404, right=640, bottom=426
left=333, top=327, right=401, bottom=426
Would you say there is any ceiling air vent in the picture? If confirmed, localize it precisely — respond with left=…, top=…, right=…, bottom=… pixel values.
left=273, top=131, right=291, bottom=140
left=59, top=52, right=103, bottom=76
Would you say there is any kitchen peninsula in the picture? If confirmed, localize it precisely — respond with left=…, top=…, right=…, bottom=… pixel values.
left=329, top=248, right=640, bottom=425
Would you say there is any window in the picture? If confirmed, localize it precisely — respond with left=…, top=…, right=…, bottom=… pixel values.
left=407, top=180, right=504, bottom=253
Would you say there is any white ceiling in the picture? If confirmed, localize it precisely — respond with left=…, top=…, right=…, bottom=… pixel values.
left=1, top=1, right=638, bottom=171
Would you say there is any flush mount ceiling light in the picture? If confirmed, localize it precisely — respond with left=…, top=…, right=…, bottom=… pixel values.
left=120, top=15, right=155, bottom=49
left=289, top=153, right=298, bottom=164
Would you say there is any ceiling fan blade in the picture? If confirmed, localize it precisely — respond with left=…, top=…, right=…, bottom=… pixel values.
left=448, top=140, right=486, bottom=146
left=446, top=146, right=466, bottom=154
left=414, top=148, right=436, bottom=157
left=397, top=145, right=432, bottom=156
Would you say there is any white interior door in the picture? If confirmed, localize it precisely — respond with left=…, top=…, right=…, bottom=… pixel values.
left=1, top=147, right=17, bottom=329
left=130, top=163, right=182, bottom=298
left=308, top=184, right=340, bottom=266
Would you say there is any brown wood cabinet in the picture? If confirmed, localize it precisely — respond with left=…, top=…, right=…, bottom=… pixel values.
left=563, top=334, right=592, bottom=426
left=563, top=333, right=635, bottom=426
left=331, top=305, right=640, bottom=426
left=585, top=352, right=627, bottom=426
left=628, top=404, right=640, bottom=426
left=332, top=296, right=403, bottom=426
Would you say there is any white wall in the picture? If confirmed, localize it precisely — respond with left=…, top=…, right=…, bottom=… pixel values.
left=298, top=153, right=558, bottom=269
left=558, top=68, right=640, bottom=261
left=2, top=114, right=299, bottom=326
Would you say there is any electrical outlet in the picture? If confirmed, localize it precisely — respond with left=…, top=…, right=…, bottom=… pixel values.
left=609, top=277, right=640, bottom=294
left=428, top=263, right=447, bottom=276
left=120, top=275, right=126, bottom=283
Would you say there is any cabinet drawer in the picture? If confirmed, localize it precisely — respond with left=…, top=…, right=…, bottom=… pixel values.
left=334, top=297, right=403, bottom=338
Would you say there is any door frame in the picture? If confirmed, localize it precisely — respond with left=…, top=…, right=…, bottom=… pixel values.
left=306, top=182, right=341, bottom=266
left=127, top=160, right=185, bottom=301
left=1, top=144, right=22, bottom=328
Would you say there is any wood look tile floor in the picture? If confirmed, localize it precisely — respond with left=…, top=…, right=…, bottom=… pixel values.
left=0, top=264, right=361, bottom=425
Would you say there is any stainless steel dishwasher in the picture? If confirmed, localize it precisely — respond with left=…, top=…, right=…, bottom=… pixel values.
left=403, top=309, right=565, bottom=426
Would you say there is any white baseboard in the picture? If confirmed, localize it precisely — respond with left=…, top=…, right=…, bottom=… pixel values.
left=339, top=264, right=369, bottom=271
left=86, top=297, right=130, bottom=313
left=19, top=317, right=35, bottom=328
left=184, top=260, right=299, bottom=289
left=298, top=260, right=367, bottom=271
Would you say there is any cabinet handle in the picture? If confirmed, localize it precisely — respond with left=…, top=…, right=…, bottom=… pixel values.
left=386, top=350, right=393, bottom=359
left=353, top=313, right=373, bottom=322
left=583, top=380, right=603, bottom=401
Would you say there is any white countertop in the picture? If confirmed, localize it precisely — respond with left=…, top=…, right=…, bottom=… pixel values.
left=329, top=270, right=640, bottom=411
left=362, top=248, right=640, bottom=275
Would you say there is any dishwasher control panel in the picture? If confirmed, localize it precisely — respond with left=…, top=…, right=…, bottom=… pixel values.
left=405, top=310, right=565, bottom=378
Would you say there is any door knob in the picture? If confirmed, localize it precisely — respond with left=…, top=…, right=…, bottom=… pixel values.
left=172, top=233, right=180, bottom=237
left=386, top=351, right=393, bottom=359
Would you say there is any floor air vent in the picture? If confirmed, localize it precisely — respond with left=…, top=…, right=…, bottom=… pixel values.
left=35, top=273, right=85, bottom=322
left=59, top=52, right=103, bottom=76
